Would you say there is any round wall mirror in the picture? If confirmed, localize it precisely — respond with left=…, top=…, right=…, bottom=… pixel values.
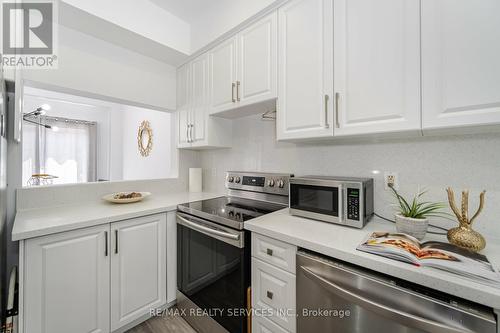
left=138, top=120, right=153, bottom=157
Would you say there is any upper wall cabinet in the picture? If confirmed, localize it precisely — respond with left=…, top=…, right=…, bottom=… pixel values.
left=277, top=0, right=334, bottom=140
left=209, top=37, right=238, bottom=114
left=209, top=12, right=278, bottom=117
left=177, top=56, right=232, bottom=150
left=333, top=0, right=421, bottom=136
left=421, top=0, right=500, bottom=132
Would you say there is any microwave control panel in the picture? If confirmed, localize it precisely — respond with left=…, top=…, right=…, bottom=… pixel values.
left=347, top=188, right=360, bottom=221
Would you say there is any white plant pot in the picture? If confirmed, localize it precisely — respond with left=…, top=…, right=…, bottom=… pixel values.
left=395, top=214, right=429, bottom=240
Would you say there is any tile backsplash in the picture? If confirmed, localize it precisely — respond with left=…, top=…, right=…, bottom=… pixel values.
left=200, top=115, right=500, bottom=240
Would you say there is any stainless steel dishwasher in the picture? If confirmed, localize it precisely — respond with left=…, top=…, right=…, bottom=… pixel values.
left=297, top=250, right=497, bottom=333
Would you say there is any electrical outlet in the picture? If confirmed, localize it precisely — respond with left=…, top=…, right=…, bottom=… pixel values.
left=384, top=172, right=399, bottom=190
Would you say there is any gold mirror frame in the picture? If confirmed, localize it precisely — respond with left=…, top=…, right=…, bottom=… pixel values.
left=138, top=120, right=153, bottom=157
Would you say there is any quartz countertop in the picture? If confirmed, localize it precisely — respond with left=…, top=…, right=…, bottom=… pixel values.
left=245, top=208, right=500, bottom=309
left=12, top=191, right=223, bottom=241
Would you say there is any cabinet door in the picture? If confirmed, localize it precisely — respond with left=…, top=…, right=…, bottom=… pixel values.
left=110, top=214, right=166, bottom=330
left=237, top=12, right=277, bottom=107
left=178, top=108, right=191, bottom=148
left=252, top=258, right=296, bottom=332
left=422, top=0, right=500, bottom=131
left=277, top=0, right=334, bottom=140
left=191, top=53, right=208, bottom=145
left=23, top=225, right=110, bottom=333
left=177, top=63, right=190, bottom=110
left=333, top=0, right=421, bottom=136
left=209, top=37, right=238, bottom=114
left=177, top=64, right=191, bottom=148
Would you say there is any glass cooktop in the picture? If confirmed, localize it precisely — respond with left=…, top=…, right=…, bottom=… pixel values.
left=177, top=196, right=286, bottom=228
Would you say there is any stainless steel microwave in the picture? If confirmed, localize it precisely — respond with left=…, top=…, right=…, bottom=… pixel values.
left=289, top=176, right=374, bottom=228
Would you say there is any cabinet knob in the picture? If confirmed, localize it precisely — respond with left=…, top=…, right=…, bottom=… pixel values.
left=266, top=291, right=273, bottom=300
left=266, top=248, right=273, bottom=256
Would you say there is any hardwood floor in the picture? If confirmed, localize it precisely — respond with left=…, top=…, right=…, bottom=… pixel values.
left=126, top=311, right=196, bottom=333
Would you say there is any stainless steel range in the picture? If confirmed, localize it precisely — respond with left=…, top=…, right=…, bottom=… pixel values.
left=176, top=171, right=292, bottom=333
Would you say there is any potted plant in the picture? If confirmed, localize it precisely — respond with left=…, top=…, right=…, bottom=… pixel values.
left=390, top=187, right=449, bottom=240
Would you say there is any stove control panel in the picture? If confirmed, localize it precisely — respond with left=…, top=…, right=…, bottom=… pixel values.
left=226, top=172, right=293, bottom=196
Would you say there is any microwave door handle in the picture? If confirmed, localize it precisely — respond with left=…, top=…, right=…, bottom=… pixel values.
left=177, top=214, right=240, bottom=240
left=299, top=266, right=472, bottom=333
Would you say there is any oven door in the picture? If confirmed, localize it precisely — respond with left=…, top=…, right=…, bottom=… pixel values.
left=177, top=212, right=250, bottom=333
left=290, top=181, right=343, bottom=223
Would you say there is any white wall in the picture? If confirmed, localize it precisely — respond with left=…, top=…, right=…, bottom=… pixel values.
left=62, top=0, right=191, bottom=54
left=121, top=106, right=173, bottom=181
left=190, top=0, right=278, bottom=52
left=200, top=115, right=500, bottom=241
left=15, top=25, right=177, bottom=110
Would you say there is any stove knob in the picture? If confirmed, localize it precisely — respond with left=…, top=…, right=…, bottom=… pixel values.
left=228, top=176, right=234, bottom=183
left=267, top=179, right=275, bottom=187
left=234, top=176, right=241, bottom=183
left=278, top=179, right=285, bottom=188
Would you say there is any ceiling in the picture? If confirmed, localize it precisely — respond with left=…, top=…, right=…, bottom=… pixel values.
left=149, top=0, right=214, bottom=23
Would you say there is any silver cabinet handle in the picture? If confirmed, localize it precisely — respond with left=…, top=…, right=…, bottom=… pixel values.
left=266, top=291, right=273, bottom=299
left=232, top=82, right=236, bottom=102
left=114, top=230, right=118, bottom=254
left=236, top=81, right=241, bottom=101
left=300, top=266, right=468, bottom=333
left=186, top=124, right=190, bottom=143
left=335, top=92, right=340, bottom=128
left=189, top=124, right=194, bottom=143
left=266, top=248, right=273, bottom=256
left=177, top=214, right=239, bottom=240
left=104, top=231, right=108, bottom=257
left=324, top=94, right=330, bottom=128
left=0, top=114, right=5, bottom=138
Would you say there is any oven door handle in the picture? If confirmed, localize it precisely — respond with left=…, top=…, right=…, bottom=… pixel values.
left=177, top=214, right=240, bottom=240
left=300, top=266, right=472, bottom=333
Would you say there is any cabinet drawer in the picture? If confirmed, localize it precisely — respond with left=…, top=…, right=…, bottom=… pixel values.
left=252, top=233, right=296, bottom=274
left=252, top=258, right=296, bottom=332
left=252, top=315, right=289, bottom=333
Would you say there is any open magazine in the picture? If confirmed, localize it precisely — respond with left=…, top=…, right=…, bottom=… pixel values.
left=357, top=232, right=500, bottom=286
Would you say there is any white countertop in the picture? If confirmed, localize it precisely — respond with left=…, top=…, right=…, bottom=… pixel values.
left=12, top=191, right=223, bottom=241
left=245, top=208, right=500, bottom=309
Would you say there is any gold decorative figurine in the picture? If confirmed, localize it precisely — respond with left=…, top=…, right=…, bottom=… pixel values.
left=446, top=188, right=486, bottom=252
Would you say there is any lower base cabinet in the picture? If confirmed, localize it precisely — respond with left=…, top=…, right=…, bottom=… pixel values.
left=111, top=214, right=166, bottom=330
left=23, top=224, right=110, bottom=333
left=21, top=213, right=167, bottom=333
left=251, top=233, right=297, bottom=333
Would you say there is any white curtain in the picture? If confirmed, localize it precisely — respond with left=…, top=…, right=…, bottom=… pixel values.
left=22, top=117, right=97, bottom=186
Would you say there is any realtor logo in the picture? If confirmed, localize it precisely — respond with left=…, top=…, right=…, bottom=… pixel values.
left=1, top=0, right=58, bottom=68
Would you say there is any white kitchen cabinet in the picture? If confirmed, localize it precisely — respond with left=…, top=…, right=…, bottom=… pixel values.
left=23, top=225, right=110, bottom=333
left=177, top=64, right=191, bottom=148
left=209, top=12, right=278, bottom=117
left=110, top=214, right=167, bottom=330
left=277, top=0, right=334, bottom=140
left=421, top=0, right=500, bottom=132
left=333, top=0, right=421, bottom=136
left=177, top=54, right=232, bottom=149
left=251, top=233, right=297, bottom=333
left=190, top=54, right=208, bottom=144
left=21, top=213, right=169, bottom=333
left=236, top=12, right=277, bottom=109
left=252, top=258, right=296, bottom=332
left=252, top=233, right=296, bottom=274
left=209, top=37, right=238, bottom=114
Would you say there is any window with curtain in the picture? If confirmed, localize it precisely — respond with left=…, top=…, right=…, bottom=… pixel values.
left=22, top=116, right=97, bottom=186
